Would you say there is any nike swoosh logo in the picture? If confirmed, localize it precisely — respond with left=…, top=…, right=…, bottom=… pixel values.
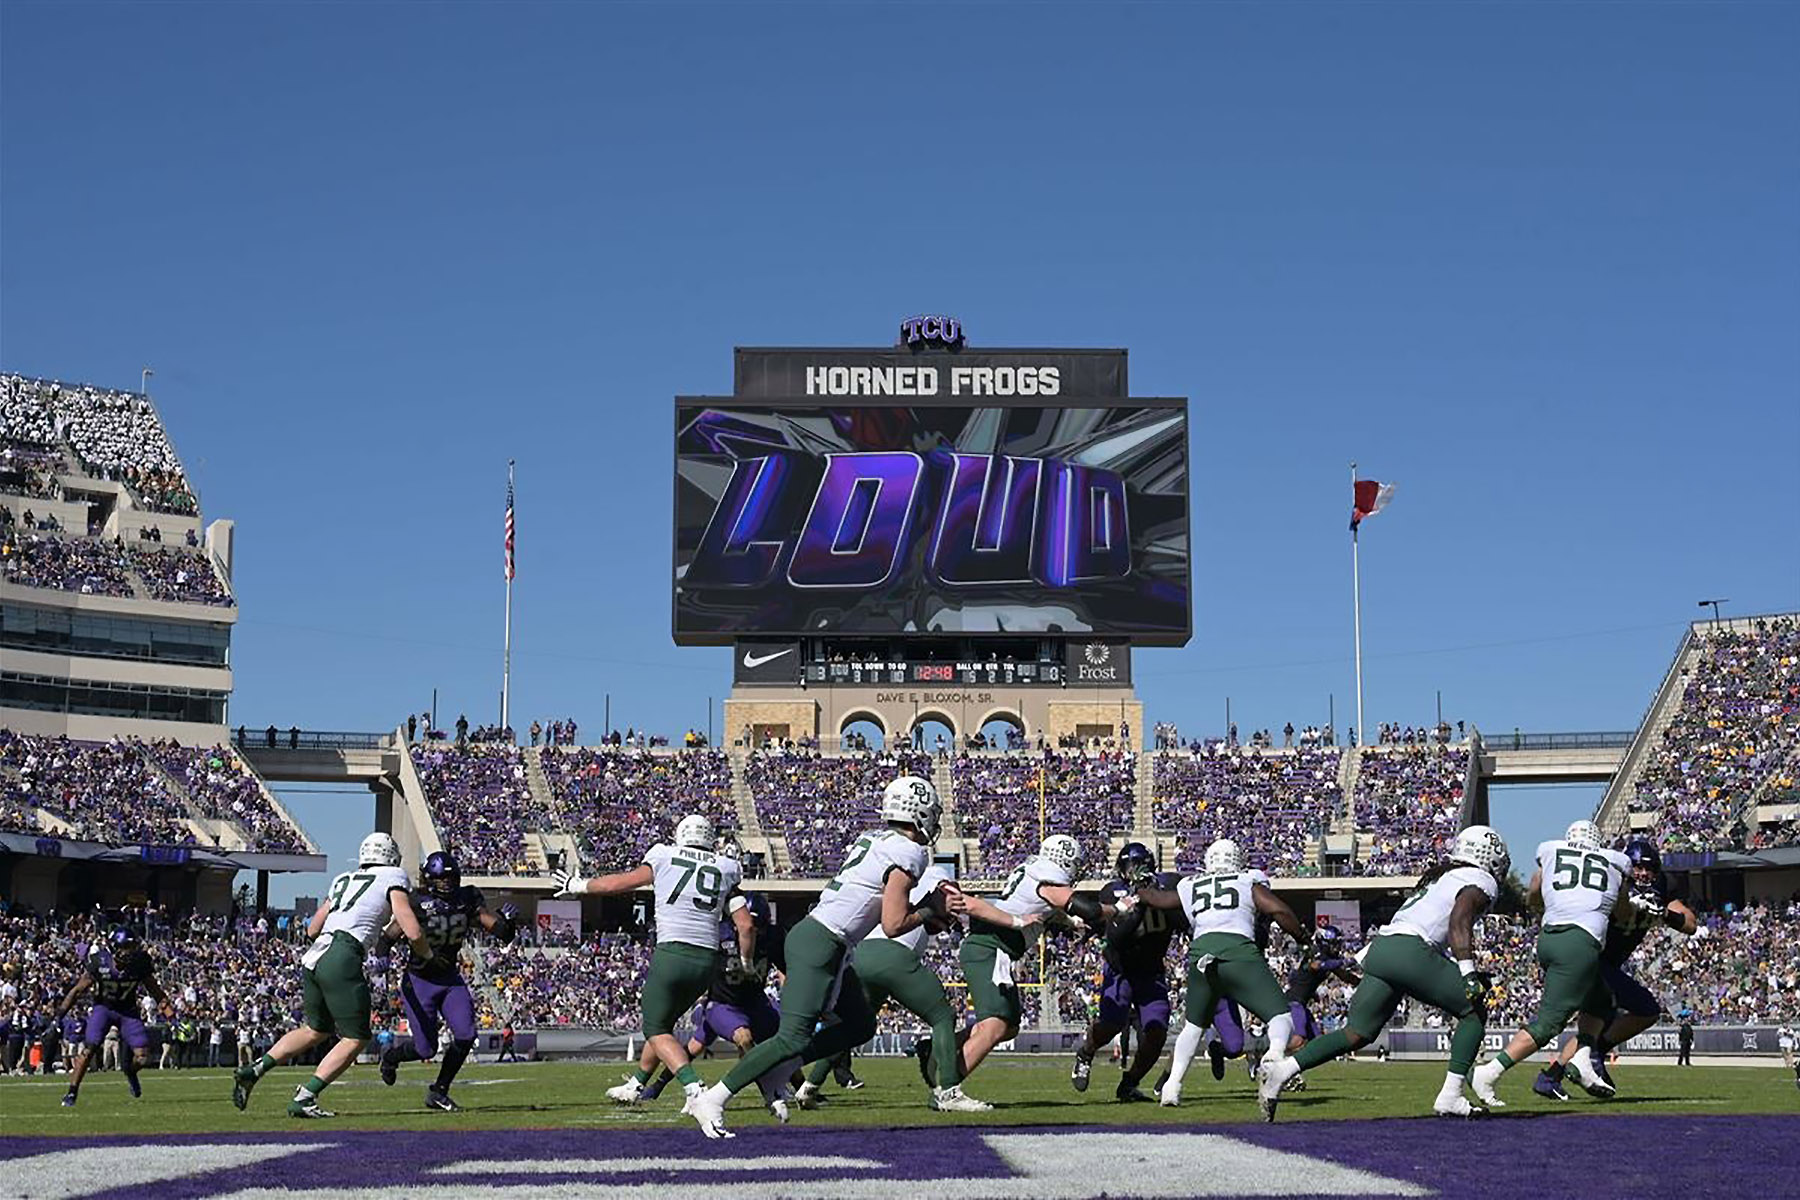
left=742, top=648, right=795, bottom=669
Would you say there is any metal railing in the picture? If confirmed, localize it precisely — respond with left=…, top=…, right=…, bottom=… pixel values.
left=235, top=729, right=388, bottom=751
left=1488, top=731, right=1635, bottom=751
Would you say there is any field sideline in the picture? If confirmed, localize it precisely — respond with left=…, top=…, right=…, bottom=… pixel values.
left=2, top=1056, right=1792, bottom=1136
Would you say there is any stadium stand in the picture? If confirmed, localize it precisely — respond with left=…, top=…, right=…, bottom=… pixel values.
left=477, top=935, right=654, bottom=1030
left=409, top=743, right=538, bottom=876
left=953, top=749, right=1137, bottom=876
left=0, top=730, right=307, bottom=852
left=540, top=746, right=735, bottom=875
left=1349, top=744, right=1470, bottom=874
left=1625, top=616, right=1799, bottom=852
left=0, top=375, right=197, bottom=515
left=743, top=747, right=931, bottom=876
left=1152, top=745, right=1340, bottom=875
left=1, top=525, right=232, bottom=606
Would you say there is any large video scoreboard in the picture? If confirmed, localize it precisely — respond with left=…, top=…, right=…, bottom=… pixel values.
left=674, top=333, right=1190, bottom=648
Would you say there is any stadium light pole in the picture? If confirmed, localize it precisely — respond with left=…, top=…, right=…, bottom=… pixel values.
left=1697, top=598, right=1728, bottom=627
left=140, top=367, right=153, bottom=396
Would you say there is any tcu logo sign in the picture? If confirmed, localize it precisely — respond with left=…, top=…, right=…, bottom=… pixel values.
left=688, top=451, right=1129, bottom=591
left=900, top=314, right=963, bottom=347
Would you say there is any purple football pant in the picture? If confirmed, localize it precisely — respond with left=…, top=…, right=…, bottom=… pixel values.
left=1289, top=1001, right=1322, bottom=1042
left=700, top=998, right=780, bottom=1045
left=85, top=1004, right=148, bottom=1051
left=1209, top=999, right=1245, bottom=1057
left=401, top=973, right=476, bottom=1056
left=1097, top=967, right=1171, bottom=1032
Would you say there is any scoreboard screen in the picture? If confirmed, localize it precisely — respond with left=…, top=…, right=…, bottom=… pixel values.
left=674, top=401, right=1190, bottom=645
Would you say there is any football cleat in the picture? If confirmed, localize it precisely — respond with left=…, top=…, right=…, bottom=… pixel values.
left=380, top=1054, right=399, bottom=1088
left=425, top=1087, right=461, bottom=1112
left=1469, top=1060, right=1507, bottom=1108
left=1591, top=1056, right=1617, bottom=1093
left=843, top=1075, right=865, bottom=1090
left=767, top=1096, right=790, bottom=1124
left=930, top=1085, right=993, bottom=1112
left=1533, top=1071, right=1570, bottom=1101
left=125, top=1071, right=142, bottom=1099
left=231, top=1067, right=258, bottom=1111
left=686, top=1085, right=733, bottom=1139
left=1568, top=1048, right=1616, bottom=1099
left=1208, top=1039, right=1226, bottom=1081
left=1433, top=1094, right=1479, bottom=1118
left=640, top=1074, right=670, bottom=1101
left=605, top=1077, right=644, bottom=1104
left=1256, top=1057, right=1298, bottom=1122
left=1115, top=1079, right=1153, bottom=1103
left=60, top=1091, right=77, bottom=1108
left=1071, top=1049, right=1094, bottom=1093
left=914, top=1038, right=935, bottom=1089
left=794, top=1081, right=827, bottom=1110
left=286, top=1098, right=336, bottom=1119
left=1158, top=1076, right=1182, bottom=1107
left=1282, top=1071, right=1308, bottom=1093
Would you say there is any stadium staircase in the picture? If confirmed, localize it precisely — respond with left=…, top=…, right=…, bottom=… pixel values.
left=1333, top=746, right=1365, bottom=866
left=726, top=747, right=790, bottom=877
left=132, top=748, right=228, bottom=847
left=934, top=758, right=988, bottom=874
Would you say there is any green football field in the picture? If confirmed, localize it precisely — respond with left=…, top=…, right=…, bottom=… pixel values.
left=1, top=1056, right=1792, bottom=1137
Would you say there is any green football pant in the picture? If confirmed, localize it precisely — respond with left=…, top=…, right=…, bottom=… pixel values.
left=641, top=942, right=720, bottom=1038
left=1181, top=932, right=1289, bottom=1027
left=301, top=934, right=371, bottom=1040
left=805, top=938, right=962, bottom=1089
left=1293, top=933, right=1485, bottom=1075
left=958, top=937, right=1022, bottom=1025
left=723, top=917, right=875, bottom=1094
left=1526, top=925, right=1612, bottom=1047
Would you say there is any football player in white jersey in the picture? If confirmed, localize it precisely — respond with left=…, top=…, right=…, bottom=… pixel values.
left=1258, top=825, right=1510, bottom=1119
left=950, top=833, right=1123, bottom=1096
left=688, top=776, right=1002, bottom=1136
left=552, top=814, right=752, bottom=1111
left=1470, top=819, right=1642, bottom=1106
left=1143, top=839, right=1310, bottom=1113
left=233, top=832, right=431, bottom=1118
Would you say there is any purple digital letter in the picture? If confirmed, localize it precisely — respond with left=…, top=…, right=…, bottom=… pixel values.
left=686, top=455, right=796, bottom=588
left=1033, top=462, right=1130, bottom=586
left=926, top=453, right=1041, bottom=586
left=787, top=452, right=923, bottom=588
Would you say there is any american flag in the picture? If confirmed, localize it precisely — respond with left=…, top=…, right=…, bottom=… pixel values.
left=504, top=469, right=516, bottom=581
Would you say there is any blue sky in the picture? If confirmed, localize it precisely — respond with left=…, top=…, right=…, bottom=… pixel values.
left=3, top=3, right=1795, bottom=897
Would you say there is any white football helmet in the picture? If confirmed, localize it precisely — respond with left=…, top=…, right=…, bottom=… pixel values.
left=880, top=776, right=942, bottom=840
left=674, top=814, right=716, bottom=850
left=1564, top=820, right=1602, bottom=851
left=1453, top=824, right=1510, bottom=878
left=1040, top=834, right=1082, bottom=877
left=1203, top=838, right=1243, bottom=875
left=358, top=832, right=401, bottom=867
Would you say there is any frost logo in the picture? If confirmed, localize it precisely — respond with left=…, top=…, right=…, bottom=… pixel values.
left=1084, top=643, right=1111, bottom=666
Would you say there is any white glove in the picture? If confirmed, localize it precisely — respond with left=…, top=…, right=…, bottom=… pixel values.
left=551, top=868, right=588, bottom=898
left=1114, top=893, right=1140, bottom=913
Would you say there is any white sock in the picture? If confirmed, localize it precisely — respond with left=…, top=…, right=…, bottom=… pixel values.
left=704, top=1081, right=731, bottom=1105
left=1168, top=1021, right=1205, bottom=1085
left=1266, top=1012, right=1295, bottom=1060
left=1439, top=1070, right=1465, bottom=1097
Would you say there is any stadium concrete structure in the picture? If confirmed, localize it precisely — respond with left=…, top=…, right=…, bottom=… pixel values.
left=1, top=373, right=322, bottom=915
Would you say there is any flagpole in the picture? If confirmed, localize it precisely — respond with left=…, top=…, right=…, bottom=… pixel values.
left=1351, top=462, right=1364, bottom=749
left=502, top=460, right=514, bottom=733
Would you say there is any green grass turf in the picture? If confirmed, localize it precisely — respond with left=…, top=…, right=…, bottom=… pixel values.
left=1, top=1056, right=1792, bottom=1137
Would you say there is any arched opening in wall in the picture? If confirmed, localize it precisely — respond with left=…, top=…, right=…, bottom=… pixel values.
left=839, top=714, right=886, bottom=753
left=974, top=710, right=1026, bottom=752
left=910, top=712, right=957, bottom=754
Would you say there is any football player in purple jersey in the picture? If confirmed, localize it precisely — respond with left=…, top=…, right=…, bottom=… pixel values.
left=52, top=927, right=168, bottom=1107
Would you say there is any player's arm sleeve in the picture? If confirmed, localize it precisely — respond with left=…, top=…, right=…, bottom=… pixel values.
left=1066, top=890, right=1105, bottom=927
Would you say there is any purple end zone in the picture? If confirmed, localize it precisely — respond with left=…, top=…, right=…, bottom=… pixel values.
left=5, top=1115, right=1796, bottom=1199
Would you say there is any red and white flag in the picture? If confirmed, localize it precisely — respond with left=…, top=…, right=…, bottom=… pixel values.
left=1350, top=479, right=1395, bottom=530
left=504, top=471, right=516, bottom=581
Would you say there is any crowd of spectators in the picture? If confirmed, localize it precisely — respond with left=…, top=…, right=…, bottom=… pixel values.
left=141, top=741, right=307, bottom=854
left=953, top=749, right=1137, bottom=875
left=479, top=935, right=653, bottom=1029
left=0, top=519, right=230, bottom=606
left=411, top=744, right=538, bottom=875
left=0, top=376, right=197, bottom=516
left=0, top=731, right=195, bottom=845
left=0, top=443, right=64, bottom=499
left=1350, top=745, right=1469, bottom=875
left=1152, top=745, right=1340, bottom=875
left=542, top=746, right=735, bottom=874
left=1628, top=618, right=1799, bottom=852
left=744, top=747, right=931, bottom=876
